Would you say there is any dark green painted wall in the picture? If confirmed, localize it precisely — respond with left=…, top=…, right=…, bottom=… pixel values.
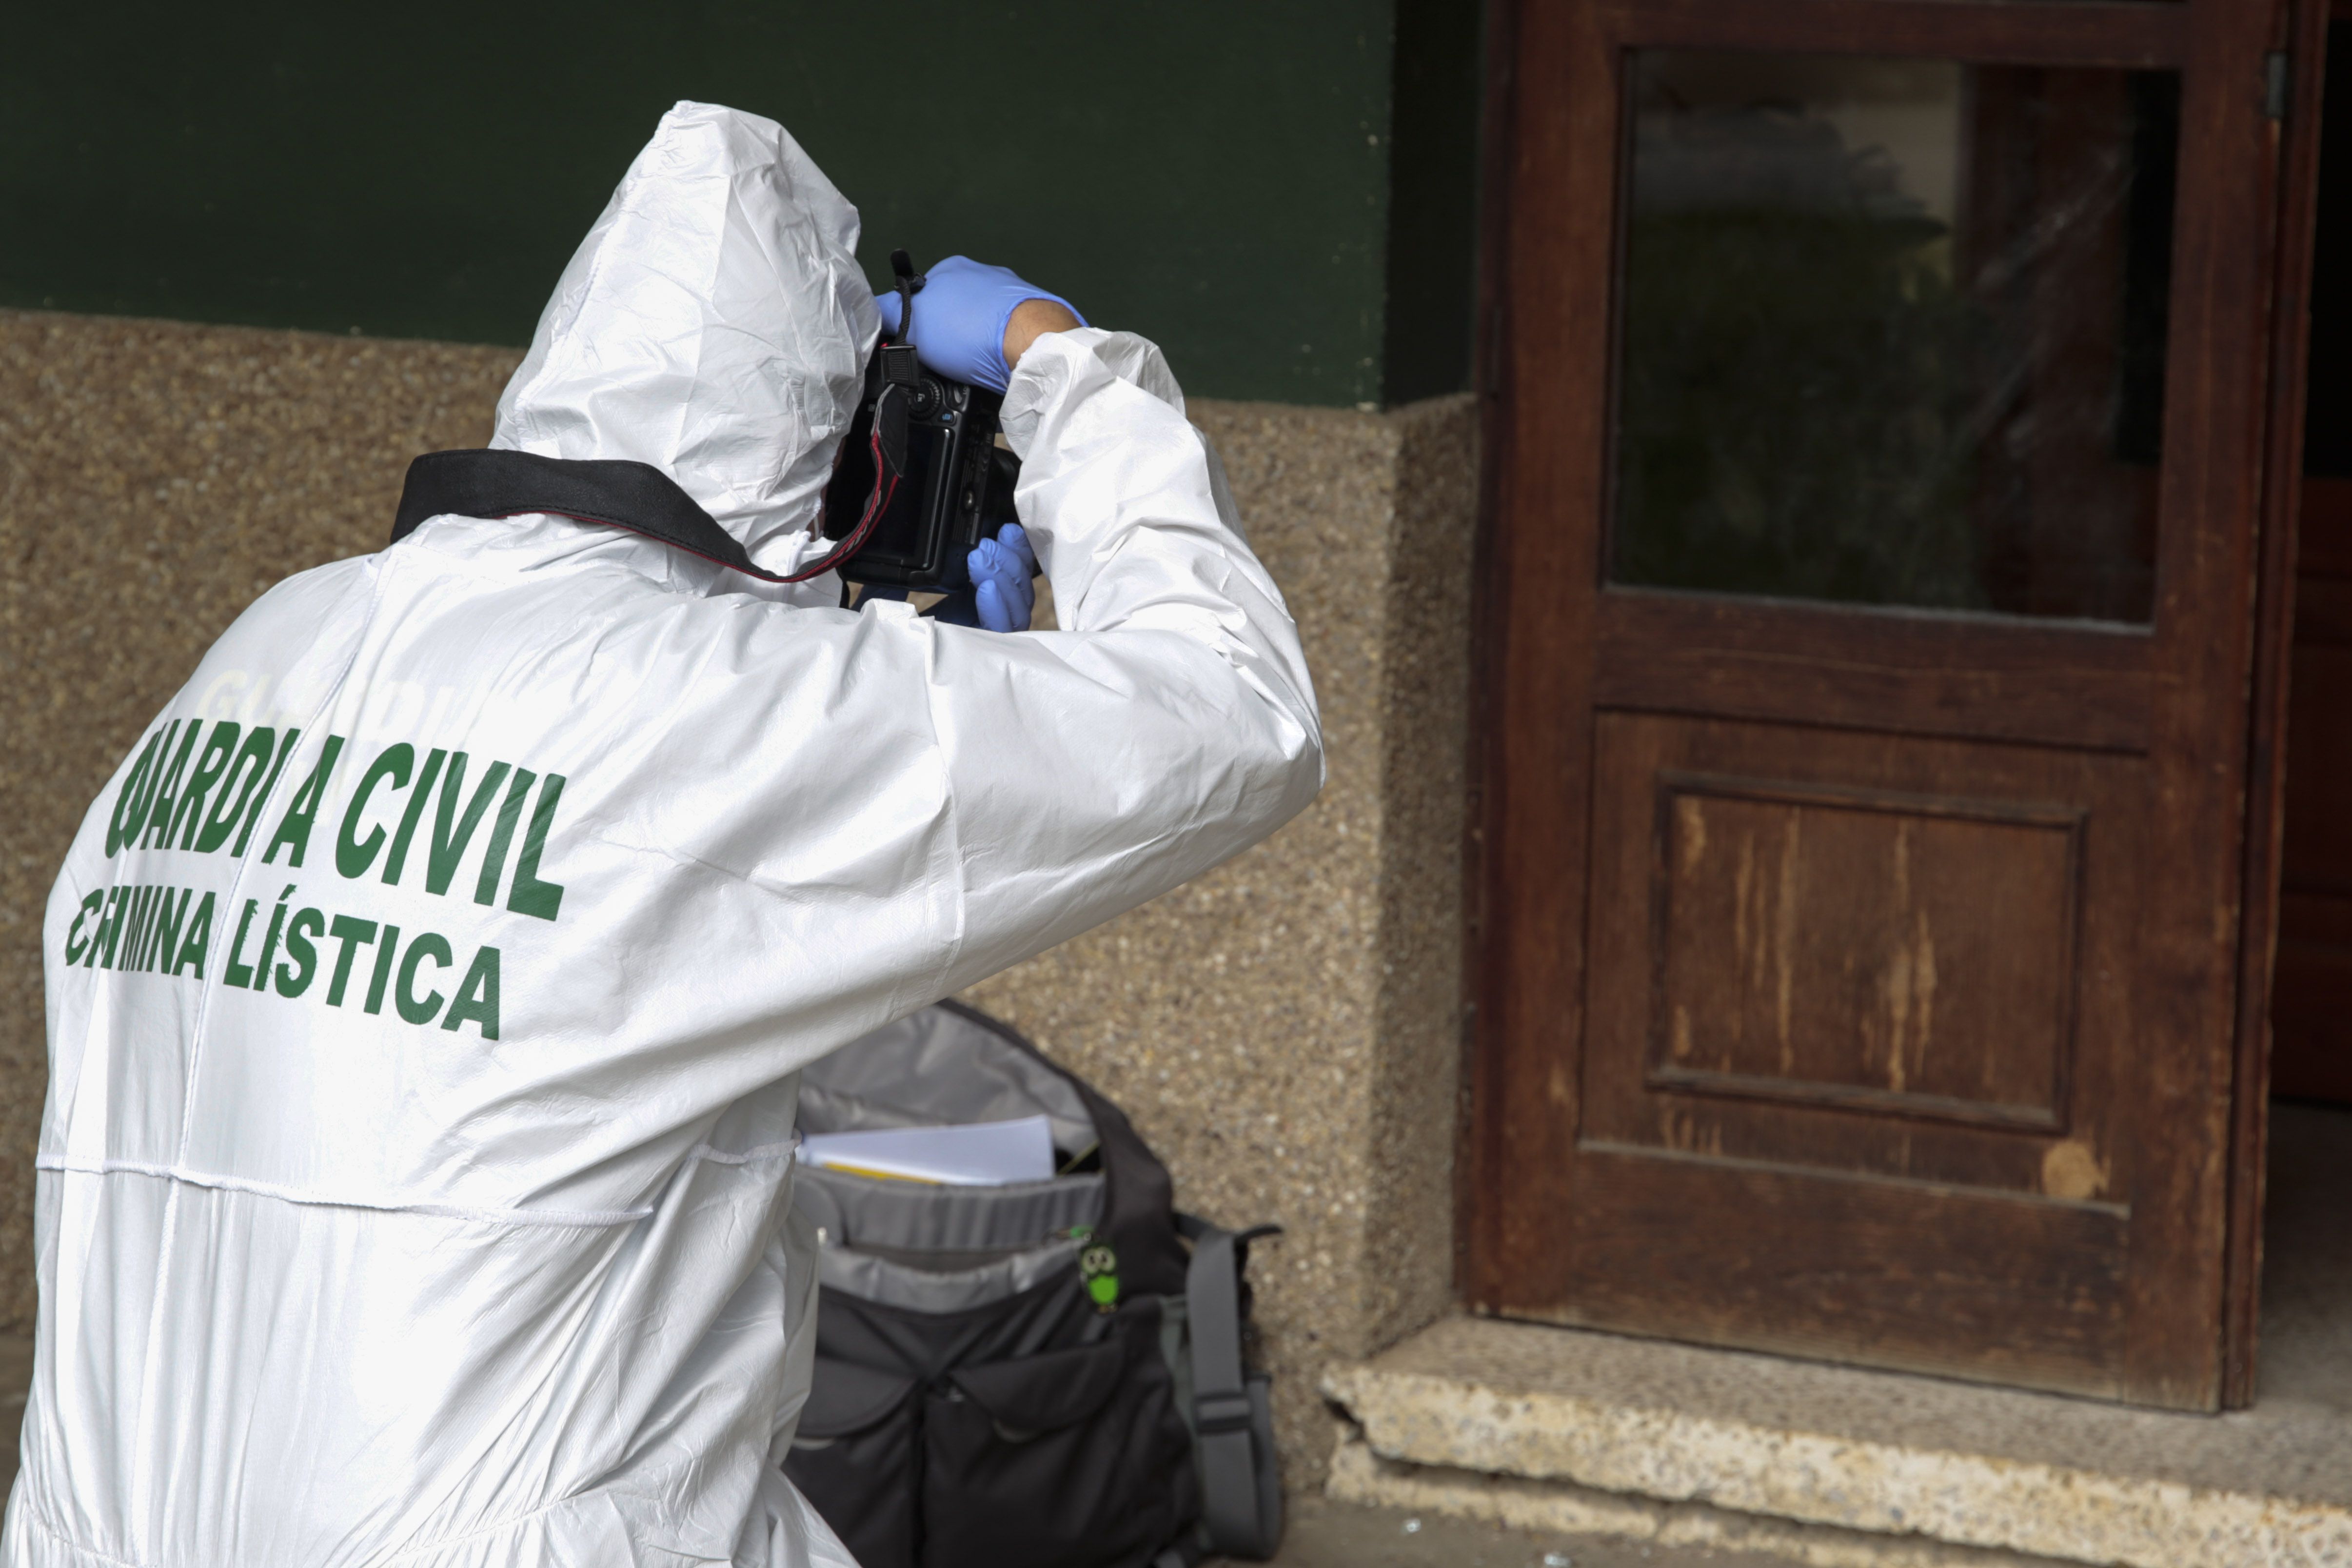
left=2, top=2, right=1479, bottom=407
left=1384, top=0, right=1485, bottom=406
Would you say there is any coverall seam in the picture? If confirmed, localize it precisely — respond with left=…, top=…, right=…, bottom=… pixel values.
left=19, top=1505, right=156, bottom=1568
left=18, top=1483, right=704, bottom=1568
left=19, top=1455, right=735, bottom=1568
left=34, top=1158, right=657, bottom=1229
left=28, top=1140, right=797, bottom=1229
left=364, top=1483, right=623, bottom=1565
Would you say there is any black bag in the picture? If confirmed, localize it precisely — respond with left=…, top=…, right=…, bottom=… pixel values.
left=785, top=1002, right=1284, bottom=1568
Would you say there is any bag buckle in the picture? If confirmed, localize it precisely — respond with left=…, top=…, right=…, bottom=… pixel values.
left=1195, top=1390, right=1254, bottom=1436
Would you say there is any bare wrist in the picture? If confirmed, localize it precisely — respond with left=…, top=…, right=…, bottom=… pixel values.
left=1003, top=299, right=1082, bottom=374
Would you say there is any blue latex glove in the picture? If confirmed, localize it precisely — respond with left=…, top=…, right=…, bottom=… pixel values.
left=874, top=257, right=1084, bottom=393
left=924, top=523, right=1037, bottom=632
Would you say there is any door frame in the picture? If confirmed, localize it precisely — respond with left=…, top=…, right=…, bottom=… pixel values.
left=1459, top=0, right=2332, bottom=1407
left=2221, top=0, right=2332, bottom=1409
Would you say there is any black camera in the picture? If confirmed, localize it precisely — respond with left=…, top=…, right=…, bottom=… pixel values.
left=818, top=252, right=1025, bottom=594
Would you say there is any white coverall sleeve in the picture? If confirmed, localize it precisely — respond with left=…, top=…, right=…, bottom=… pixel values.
left=926, top=327, right=1324, bottom=993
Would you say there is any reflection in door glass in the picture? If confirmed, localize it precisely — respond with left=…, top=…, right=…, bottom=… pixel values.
left=1611, top=54, right=2178, bottom=623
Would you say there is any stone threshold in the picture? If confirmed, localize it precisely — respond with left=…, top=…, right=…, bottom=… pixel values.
left=1319, top=1316, right=2352, bottom=1568
left=1325, top=1442, right=2067, bottom=1567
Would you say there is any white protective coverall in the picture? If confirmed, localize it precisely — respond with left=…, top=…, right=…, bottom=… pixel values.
left=10, top=101, right=1321, bottom=1568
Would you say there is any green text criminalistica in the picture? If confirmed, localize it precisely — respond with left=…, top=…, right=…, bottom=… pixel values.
left=61, top=718, right=573, bottom=1042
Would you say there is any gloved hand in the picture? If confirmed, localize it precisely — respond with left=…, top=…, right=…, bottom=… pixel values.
left=924, top=523, right=1038, bottom=632
left=875, top=257, right=1085, bottom=393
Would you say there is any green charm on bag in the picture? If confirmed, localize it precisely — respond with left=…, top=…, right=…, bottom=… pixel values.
left=1079, top=1237, right=1120, bottom=1311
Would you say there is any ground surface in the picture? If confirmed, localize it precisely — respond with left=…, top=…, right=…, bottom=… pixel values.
left=1215, top=1495, right=1948, bottom=1567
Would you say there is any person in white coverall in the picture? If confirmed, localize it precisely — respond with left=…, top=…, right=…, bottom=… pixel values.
left=11, top=102, right=1321, bottom=1568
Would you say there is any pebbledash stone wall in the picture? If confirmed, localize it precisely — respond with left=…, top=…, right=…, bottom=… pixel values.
left=0, top=308, right=1477, bottom=1487
left=967, top=392, right=1478, bottom=1482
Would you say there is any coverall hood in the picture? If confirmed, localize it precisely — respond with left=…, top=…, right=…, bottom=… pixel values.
left=491, top=101, right=882, bottom=576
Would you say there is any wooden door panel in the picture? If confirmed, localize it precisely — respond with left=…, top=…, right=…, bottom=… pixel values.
left=1582, top=713, right=2137, bottom=1202
left=1593, top=593, right=2154, bottom=752
left=1647, top=778, right=2078, bottom=1129
left=1555, top=1146, right=2130, bottom=1394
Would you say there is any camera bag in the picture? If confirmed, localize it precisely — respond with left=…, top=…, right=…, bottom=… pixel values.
left=786, top=1001, right=1283, bottom=1568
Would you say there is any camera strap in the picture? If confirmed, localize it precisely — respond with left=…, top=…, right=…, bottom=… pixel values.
left=395, top=254, right=932, bottom=585
left=391, top=429, right=908, bottom=588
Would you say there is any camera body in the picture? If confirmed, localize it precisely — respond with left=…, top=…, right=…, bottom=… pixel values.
left=821, top=343, right=1023, bottom=592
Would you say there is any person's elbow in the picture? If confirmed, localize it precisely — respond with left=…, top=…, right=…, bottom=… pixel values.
left=1221, top=654, right=1325, bottom=851
left=1270, top=680, right=1325, bottom=817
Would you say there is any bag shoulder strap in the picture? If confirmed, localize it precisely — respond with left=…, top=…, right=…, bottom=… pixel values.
left=1177, top=1211, right=1284, bottom=1558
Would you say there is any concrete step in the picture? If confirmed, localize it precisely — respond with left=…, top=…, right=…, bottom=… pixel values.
left=1214, top=1492, right=2057, bottom=1568
left=1318, top=1447, right=2064, bottom=1568
left=1320, top=1316, right=2352, bottom=1568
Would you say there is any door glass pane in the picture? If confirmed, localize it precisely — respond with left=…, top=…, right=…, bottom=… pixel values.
left=1610, top=53, right=2179, bottom=624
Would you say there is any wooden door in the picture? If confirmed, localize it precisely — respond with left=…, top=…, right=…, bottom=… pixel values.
left=1468, top=0, right=2313, bottom=1408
